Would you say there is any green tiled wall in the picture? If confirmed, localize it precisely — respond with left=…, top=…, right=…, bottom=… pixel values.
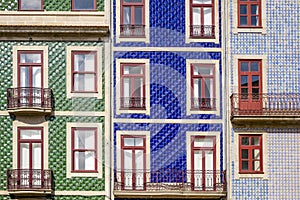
left=0, top=0, right=104, bottom=11
left=0, top=41, right=105, bottom=112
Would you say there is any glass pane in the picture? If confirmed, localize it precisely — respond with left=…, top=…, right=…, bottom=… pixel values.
left=123, top=78, right=131, bottom=97
left=240, top=16, right=248, bottom=26
left=74, top=151, right=95, bottom=170
left=242, top=161, right=248, bottom=170
left=251, top=16, right=259, bottom=26
left=203, top=8, right=212, bottom=25
left=251, top=5, right=258, bottom=14
left=124, top=138, right=135, bottom=146
left=123, top=7, right=131, bottom=24
left=135, top=138, right=144, bottom=146
left=251, top=137, right=260, bottom=145
left=241, top=149, right=248, bottom=159
left=32, top=67, right=41, bottom=87
left=240, top=62, right=248, bottom=71
left=133, top=78, right=142, bottom=97
left=84, top=74, right=96, bottom=91
left=20, top=129, right=41, bottom=139
left=241, top=75, right=248, bottom=87
left=192, top=8, right=201, bottom=25
left=193, top=79, right=200, bottom=98
left=241, top=88, right=248, bottom=95
left=134, top=7, right=143, bottom=25
left=74, top=130, right=95, bottom=149
left=124, top=0, right=142, bottom=2
left=124, top=66, right=143, bottom=74
left=32, top=143, right=41, bottom=169
left=124, top=150, right=133, bottom=170
left=20, top=53, right=41, bottom=63
left=135, top=150, right=144, bottom=170
left=20, top=0, right=42, bottom=10
left=74, top=54, right=95, bottom=72
left=73, top=0, right=95, bottom=10
left=20, top=143, right=29, bottom=169
left=241, top=137, right=249, bottom=145
left=193, top=0, right=212, bottom=4
left=194, top=66, right=212, bottom=75
left=205, top=151, right=214, bottom=170
left=252, top=88, right=259, bottom=94
left=84, top=54, right=96, bottom=71
left=194, top=151, right=202, bottom=170
left=194, top=138, right=214, bottom=147
left=20, top=67, right=30, bottom=87
left=252, top=149, right=260, bottom=159
left=250, top=62, right=259, bottom=71
left=204, top=78, right=212, bottom=98
left=252, top=76, right=259, bottom=87
left=253, top=161, right=260, bottom=171
left=240, top=5, right=247, bottom=14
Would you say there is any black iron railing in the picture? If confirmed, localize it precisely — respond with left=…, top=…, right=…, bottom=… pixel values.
left=190, top=25, right=215, bottom=38
left=231, top=93, right=300, bottom=116
left=120, top=25, right=145, bottom=37
left=7, top=87, right=53, bottom=110
left=7, top=169, right=53, bottom=190
left=120, top=97, right=146, bottom=109
left=114, top=169, right=226, bottom=192
left=191, top=98, right=216, bottom=110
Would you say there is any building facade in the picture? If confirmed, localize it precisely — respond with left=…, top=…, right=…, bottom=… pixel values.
left=112, top=0, right=226, bottom=199
left=0, top=0, right=110, bottom=199
left=227, top=0, right=300, bottom=199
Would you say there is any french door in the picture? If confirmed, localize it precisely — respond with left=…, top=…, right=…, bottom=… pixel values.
left=18, top=51, right=43, bottom=107
left=191, top=136, right=216, bottom=191
left=238, top=60, right=262, bottom=113
left=18, top=127, right=43, bottom=188
left=121, top=136, right=146, bottom=190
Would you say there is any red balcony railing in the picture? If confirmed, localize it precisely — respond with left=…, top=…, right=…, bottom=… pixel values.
left=120, top=97, right=146, bottom=109
left=114, top=169, right=226, bottom=192
left=231, top=93, right=300, bottom=116
left=120, top=25, right=145, bottom=37
left=191, top=98, right=216, bottom=110
left=7, top=87, right=53, bottom=110
left=7, top=169, right=53, bottom=191
left=190, top=25, right=215, bottom=38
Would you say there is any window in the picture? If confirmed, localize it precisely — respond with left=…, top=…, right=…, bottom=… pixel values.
left=120, top=64, right=145, bottom=110
left=72, top=0, right=96, bottom=10
left=120, top=0, right=145, bottom=37
left=238, top=0, right=261, bottom=27
left=190, top=0, right=215, bottom=38
left=18, top=0, right=43, bottom=10
left=239, top=135, right=263, bottom=173
left=191, top=64, right=216, bottom=110
left=71, top=128, right=97, bottom=172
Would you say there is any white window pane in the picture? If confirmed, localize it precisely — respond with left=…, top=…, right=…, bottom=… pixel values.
left=193, top=79, right=200, bottom=98
left=124, top=66, right=143, bottom=74
left=123, top=78, right=131, bottom=97
left=194, top=66, right=213, bottom=75
left=204, top=79, right=212, bottom=98
left=20, top=130, right=41, bottom=139
left=204, top=8, right=212, bottom=25
left=74, top=55, right=84, bottom=71
left=135, top=150, right=144, bottom=170
left=194, top=151, right=202, bottom=170
left=253, top=161, right=260, bottom=171
left=193, top=8, right=201, bottom=25
left=20, top=67, right=30, bottom=87
left=123, top=7, right=131, bottom=24
left=20, top=143, right=29, bottom=169
left=20, top=53, right=41, bottom=63
left=32, top=67, right=41, bottom=87
left=193, top=0, right=212, bottom=4
left=205, top=151, right=214, bottom=170
left=194, top=138, right=214, bottom=147
left=124, top=150, right=132, bottom=170
left=74, top=130, right=95, bottom=149
left=253, top=149, right=260, bottom=159
left=32, top=143, right=41, bottom=169
left=84, top=54, right=95, bottom=71
left=135, top=138, right=143, bottom=146
left=74, top=151, right=95, bottom=170
left=84, top=74, right=95, bottom=91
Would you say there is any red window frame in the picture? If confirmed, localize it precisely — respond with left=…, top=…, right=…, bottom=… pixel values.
left=191, top=64, right=216, bottom=110
left=238, top=0, right=262, bottom=27
left=71, top=0, right=97, bottom=11
left=191, top=136, right=216, bottom=190
left=120, top=63, right=146, bottom=109
left=120, top=0, right=145, bottom=37
left=239, top=135, right=263, bottom=173
left=18, top=0, right=43, bottom=11
left=121, top=135, right=146, bottom=190
left=71, top=127, right=97, bottom=172
left=18, top=127, right=44, bottom=170
left=190, top=0, right=215, bottom=38
left=71, top=51, right=97, bottom=93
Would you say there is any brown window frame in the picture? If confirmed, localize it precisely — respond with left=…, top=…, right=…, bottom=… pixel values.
left=238, top=0, right=262, bottom=28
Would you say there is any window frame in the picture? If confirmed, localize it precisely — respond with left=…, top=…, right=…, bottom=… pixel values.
left=71, top=51, right=98, bottom=93
left=237, top=0, right=262, bottom=28
left=189, top=0, right=215, bottom=39
left=18, top=0, right=44, bottom=11
left=71, top=0, right=97, bottom=11
left=71, top=127, right=98, bottom=173
left=239, top=134, right=263, bottom=174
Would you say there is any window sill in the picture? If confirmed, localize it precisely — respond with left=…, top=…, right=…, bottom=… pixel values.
left=233, top=27, right=266, bottom=34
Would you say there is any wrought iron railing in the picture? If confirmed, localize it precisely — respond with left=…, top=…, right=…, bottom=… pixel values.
left=120, top=97, right=146, bottom=109
left=190, top=25, right=215, bottom=38
left=114, top=169, right=226, bottom=192
left=191, top=98, right=216, bottom=110
left=120, top=25, right=145, bottom=37
left=7, top=87, right=53, bottom=110
left=231, top=93, right=300, bottom=116
left=7, top=169, right=53, bottom=190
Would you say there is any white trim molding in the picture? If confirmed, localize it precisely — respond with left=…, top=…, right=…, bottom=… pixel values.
left=116, top=59, right=150, bottom=115
left=186, top=59, right=220, bottom=116
left=66, top=46, right=103, bottom=99
left=66, top=123, right=103, bottom=178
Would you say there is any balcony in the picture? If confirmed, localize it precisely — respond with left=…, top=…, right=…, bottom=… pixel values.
left=120, top=97, right=146, bottom=110
left=120, top=25, right=145, bottom=37
left=7, top=169, right=53, bottom=197
left=114, top=170, right=226, bottom=199
left=231, top=93, right=300, bottom=127
left=190, top=25, right=215, bottom=38
left=7, top=87, right=53, bottom=116
left=191, top=98, right=216, bottom=110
